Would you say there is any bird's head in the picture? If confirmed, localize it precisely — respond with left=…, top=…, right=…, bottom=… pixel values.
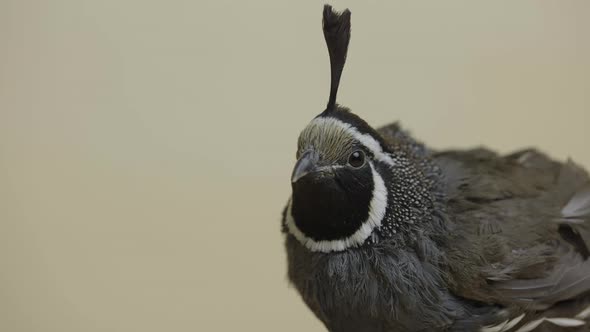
left=285, top=5, right=441, bottom=253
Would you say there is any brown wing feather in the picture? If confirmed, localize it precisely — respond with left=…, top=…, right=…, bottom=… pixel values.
left=437, top=148, right=590, bottom=311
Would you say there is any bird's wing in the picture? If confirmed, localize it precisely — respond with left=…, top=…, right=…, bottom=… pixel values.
left=436, top=148, right=590, bottom=311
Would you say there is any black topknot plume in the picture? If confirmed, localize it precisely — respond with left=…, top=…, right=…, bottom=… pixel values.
left=322, top=4, right=351, bottom=112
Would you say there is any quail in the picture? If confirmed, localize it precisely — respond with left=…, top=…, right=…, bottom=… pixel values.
left=282, top=5, right=590, bottom=332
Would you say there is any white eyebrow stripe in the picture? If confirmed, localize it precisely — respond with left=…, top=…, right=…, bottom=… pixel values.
left=285, top=162, right=388, bottom=252
left=309, top=117, right=395, bottom=167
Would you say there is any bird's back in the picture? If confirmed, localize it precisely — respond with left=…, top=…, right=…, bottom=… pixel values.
left=435, top=147, right=590, bottom=330
left=377, top=122, right=590, bottom=330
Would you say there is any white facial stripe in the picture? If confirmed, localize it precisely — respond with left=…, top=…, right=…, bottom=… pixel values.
left=309, top=117, right=395, bottom=167
left=286, top=162, right=388, bottom=252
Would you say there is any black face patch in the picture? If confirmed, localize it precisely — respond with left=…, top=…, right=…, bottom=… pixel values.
left=291, top=164, right=374, bottom=241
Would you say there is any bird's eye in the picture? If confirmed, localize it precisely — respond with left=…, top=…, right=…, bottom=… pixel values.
left=348, top=150, right=365, bottom=168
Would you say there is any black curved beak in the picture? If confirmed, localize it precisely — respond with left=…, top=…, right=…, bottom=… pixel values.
left=291, top=150, right=319, bottom=183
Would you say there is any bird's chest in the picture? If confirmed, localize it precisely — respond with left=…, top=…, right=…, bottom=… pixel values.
left=289, top=266, right=406, bottom=332
left=285, top=237, right=433, bottom=331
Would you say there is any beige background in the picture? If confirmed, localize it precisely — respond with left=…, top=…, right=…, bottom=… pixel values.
left=1, top=1, right=589, bottom=331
